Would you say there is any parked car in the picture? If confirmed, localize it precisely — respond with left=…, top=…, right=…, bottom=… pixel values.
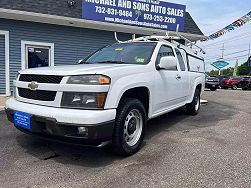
left=216, top=75, right=229, bottom=82
left=5, top=35, right=205, bottom=156
left=240, top=76, right=251, bottom=90
left=205, top=76, right=220, bottom=91
left=220, top=77, right=242, bottom=90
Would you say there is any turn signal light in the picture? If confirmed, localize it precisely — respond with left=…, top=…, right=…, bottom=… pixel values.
left=99, top=75, right=111, bottom=85
left=97, top=93, right=107, bottom=108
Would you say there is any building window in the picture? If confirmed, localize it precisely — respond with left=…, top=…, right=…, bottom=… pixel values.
left=21, top=41, right=54, bottom=69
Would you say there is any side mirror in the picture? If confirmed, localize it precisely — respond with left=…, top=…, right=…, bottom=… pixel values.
left=157, top=56, right=177, bottom=70
left=78, top=59, right=84, bottom=64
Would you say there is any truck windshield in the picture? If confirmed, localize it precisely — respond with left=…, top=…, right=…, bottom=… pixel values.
left=83, top=42, right=157, bottom=65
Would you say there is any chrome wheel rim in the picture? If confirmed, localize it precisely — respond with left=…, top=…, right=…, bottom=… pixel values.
left=123, top=109, right=143, bottom=147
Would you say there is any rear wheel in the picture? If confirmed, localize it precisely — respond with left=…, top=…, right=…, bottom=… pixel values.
left=232, top=85, right=238, bottom=90
left=112, top=98, right=146, bottom=156
left=186, top=88, right=201, bottom=115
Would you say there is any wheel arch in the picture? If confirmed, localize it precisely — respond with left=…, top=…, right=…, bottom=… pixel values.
left=117, top=86, right=151, bottom=119
left=187, top=82, right=203, bottom=103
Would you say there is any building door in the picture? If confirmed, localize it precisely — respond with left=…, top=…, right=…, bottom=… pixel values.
left=0, top=35, right=5, bottom=95
left=25, top=45, right=51, bottom=69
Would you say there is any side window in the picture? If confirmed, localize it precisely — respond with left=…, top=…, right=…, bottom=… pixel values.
left=156, top=45, right=175, bottom=66
left=175, top=49, right=186, bottom=71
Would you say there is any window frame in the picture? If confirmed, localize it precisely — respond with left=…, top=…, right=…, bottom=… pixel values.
left=175, top=48, right=186, bottom=71
left=155, top=44, right=178, bottom=71
left=21, top=41, right=54, bottom=70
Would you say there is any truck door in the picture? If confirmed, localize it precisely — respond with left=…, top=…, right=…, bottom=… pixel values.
left=175, top=48, right=189, bottom=99
left=153, top=45, right=185, bottom=114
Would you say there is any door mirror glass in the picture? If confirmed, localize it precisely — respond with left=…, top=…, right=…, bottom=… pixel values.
left=157, top=56, right=177, bottom=70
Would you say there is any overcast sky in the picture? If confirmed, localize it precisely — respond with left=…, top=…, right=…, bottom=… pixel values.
left=166, top=0, right=251, bottom=71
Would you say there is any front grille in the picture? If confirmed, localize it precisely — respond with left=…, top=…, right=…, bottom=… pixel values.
left=19, top=74, right=63, bottom=83
left=18, top=88, right=57, bottom=101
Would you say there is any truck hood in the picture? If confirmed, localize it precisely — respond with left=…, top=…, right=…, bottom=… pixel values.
left=19, top=63, right=151, bottom=77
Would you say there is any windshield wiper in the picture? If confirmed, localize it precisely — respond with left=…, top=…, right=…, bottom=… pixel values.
left=78, top=61, right=92, bottom=64
left=95, top=60, right=127, bottom=64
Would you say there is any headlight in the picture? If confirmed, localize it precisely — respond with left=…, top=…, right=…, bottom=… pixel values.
left=13, top=73, right=20, bottom=98
left=67, top=75, right=110, bottom=85
left=61, top=92, right=107, bottom=109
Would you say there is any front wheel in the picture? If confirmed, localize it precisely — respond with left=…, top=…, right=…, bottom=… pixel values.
left=186, top=89, right=201, bottom=116
left=112, top=98, right=146, bottom=156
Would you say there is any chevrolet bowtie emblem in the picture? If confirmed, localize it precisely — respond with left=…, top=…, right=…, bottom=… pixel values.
left=28, top=81, right=39, bottom=91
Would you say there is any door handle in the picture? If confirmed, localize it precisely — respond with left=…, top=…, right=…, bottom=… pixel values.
left=176, top=75, right=181, bottom=80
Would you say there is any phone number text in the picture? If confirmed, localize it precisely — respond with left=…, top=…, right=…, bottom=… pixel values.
left=95, top=6, right=133, bottom=18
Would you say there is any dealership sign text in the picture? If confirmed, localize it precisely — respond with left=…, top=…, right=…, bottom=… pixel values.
left=82, top=0, right=186, bottom=31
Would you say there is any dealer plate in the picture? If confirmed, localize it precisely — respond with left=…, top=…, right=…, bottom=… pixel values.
left=14, top=111, right=31, bottom=130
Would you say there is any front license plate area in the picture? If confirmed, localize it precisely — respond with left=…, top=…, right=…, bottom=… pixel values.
left=14, top=111, right=31, bottom=130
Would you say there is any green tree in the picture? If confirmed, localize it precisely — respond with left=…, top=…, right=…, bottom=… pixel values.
left=207, top=70, right=218, bottom=76
left=222, top=67, right=234, bottom=76
left=135, top=9, right=142, bottom=21
left=237, top=61, right=251, bottom=76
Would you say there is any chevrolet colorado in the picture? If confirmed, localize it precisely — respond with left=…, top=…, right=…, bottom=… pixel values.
left=5, top=35, right=205, bottom=156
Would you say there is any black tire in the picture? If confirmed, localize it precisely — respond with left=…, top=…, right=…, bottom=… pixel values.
left=112, top=98, right=146, bottom=156
left=210, top=88, right=217, bottom=91
left=232, top=85, right=238, bottom=90
left=186, top=89, right=201, bottom=116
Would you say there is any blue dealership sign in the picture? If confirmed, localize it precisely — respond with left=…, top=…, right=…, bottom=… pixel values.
left=82, top=0, right=186, bottom=31
left=211, top=60, right=229, bottom=70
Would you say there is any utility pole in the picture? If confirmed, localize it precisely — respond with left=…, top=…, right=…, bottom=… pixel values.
left=219, top=43, right=225, bottom=75
left=233, top=59, right=238, bottom=76
left=221, top=43, right=225, bottom=59
left=248, top=43, right=250, bottom=59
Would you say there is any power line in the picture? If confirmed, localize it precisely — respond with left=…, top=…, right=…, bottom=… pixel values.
left=204, top=49, right=249, bottom=60
left=225, top=55, right=249, bottom=61
left=205, top=44, right=250, bottom=50
left=224, top=49, right=249, bottom=57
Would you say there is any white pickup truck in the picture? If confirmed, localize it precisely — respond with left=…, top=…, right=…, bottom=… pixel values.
left=5, top=35, right=205, bottom=156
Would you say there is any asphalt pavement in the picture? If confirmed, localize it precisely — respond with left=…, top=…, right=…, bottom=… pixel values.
left=0, top=89, right=251, bottom=188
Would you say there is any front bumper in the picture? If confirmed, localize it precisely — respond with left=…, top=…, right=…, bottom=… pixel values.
left=6, top=98, right=116, bottom=125
left=205, top=82, right=219, bottom=89
left=5, top=98, right=116, bottom=146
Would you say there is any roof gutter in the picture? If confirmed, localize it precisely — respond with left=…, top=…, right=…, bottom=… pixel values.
left=0, top=8, right=208, bottom=42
